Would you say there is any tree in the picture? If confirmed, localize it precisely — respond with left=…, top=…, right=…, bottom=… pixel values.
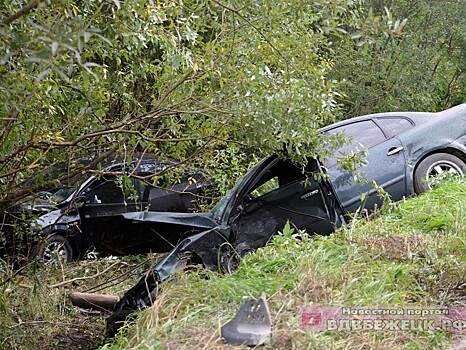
left=332, top=0, right=466, bottom=116
left=0, top=0, right=377, bottom=208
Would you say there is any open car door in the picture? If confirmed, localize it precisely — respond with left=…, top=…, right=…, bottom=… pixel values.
left=229, top=157, right=342, bottom=255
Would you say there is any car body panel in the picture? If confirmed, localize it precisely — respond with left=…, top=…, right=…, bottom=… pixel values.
left=325, top=128, right=407, bottom=213
left=107, top=156, right=344, bottom=255
left=395, top=105, right=466, bottom=190
left=322, top=104, right=466, bottom=211
left=119, top=211, right=218, bottom=229
left=96, top=211, right=218, bottom=255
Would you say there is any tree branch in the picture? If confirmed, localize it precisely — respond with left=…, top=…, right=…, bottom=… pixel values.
left=49, top=262, right=120, bottom=288
left=1, top=1, right=40, bottom=26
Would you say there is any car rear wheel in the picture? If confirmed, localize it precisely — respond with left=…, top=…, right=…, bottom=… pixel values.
left=414, top=153, right=466, bottom=194
left=34, top=234, right=73, bottom=267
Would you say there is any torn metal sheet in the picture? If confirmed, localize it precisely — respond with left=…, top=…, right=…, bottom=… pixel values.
left=221, top=293, right=272, bottom=346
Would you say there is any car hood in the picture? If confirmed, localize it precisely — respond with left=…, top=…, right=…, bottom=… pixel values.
left=120, top=211, right=218, bottom=230
left=16, top=195, right=58, bottom=212
left=32, top=207, right=79, bottom=231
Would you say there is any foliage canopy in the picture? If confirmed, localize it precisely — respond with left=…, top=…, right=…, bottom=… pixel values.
left=0, top=0, right=386, bottom=206
left=1, top=0, right=463, bottom=205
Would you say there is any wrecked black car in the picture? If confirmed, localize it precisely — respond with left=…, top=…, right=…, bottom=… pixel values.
left=0, top=155, right=210, bottom=265
left=108, top=104, right=466, bottom=332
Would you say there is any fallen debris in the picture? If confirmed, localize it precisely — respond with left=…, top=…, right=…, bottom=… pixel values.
left=221, top=293, right=272, bottom=346
left=70, top=292, right=119, bottom=311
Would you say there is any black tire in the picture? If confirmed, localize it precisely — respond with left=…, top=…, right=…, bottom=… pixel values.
left=34, top=234, right=73, bottom=267
left=414, top=153, right=466, bottom=194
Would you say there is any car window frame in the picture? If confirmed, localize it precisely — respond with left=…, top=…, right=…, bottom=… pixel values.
left=85, top=178, right=129, bottom=205
left=322, top=119, right=388, bottom=169
left=325, top=119, right=388, bottom=149
left=83, top=174, right=145, bottom=205
left=373, top=116, right=415, bottom=138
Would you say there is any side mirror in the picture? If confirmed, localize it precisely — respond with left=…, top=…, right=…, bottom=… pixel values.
left=242, top=195, right=261, bottom=213
left=72, top=195, right=86, bottom=209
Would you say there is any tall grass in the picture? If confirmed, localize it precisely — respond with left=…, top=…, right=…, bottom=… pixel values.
left=0, top=255, right=159, bottom=349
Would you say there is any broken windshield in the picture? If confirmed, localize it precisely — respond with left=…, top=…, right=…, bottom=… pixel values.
left=209, top=157, right=275, bottom=224
left=210, top=177, right=244, bottom=224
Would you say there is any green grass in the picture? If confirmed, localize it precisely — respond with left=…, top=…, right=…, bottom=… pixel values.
left=3, top=179, right=466, bottom=349
left=101, top=178, right=466, bottom=349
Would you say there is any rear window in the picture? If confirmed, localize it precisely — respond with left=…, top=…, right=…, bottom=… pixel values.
left=377, top=117, right=414, bottom=136
left=324, top=120, right=386, bottom=168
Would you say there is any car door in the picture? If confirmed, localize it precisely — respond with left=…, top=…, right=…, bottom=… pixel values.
left=229, top=158, right=340, bottom=252
left=78, top=177, right=145, bottom=250
left=144, top=172, right=207, bottom=212
left=324, top=119, right=407, bottom=213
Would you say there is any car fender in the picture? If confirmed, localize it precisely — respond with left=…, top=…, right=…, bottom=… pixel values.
left=154, top=227, right=229, bottom=281
left=397, top=106, right=466, bottom=195
left=402, top=137, right=466, bottom=195
left=109, top=227, right=228, bottom=318
left=32, top=208, right=80, bottom=241
left=447, top=136, right=466, bottom=159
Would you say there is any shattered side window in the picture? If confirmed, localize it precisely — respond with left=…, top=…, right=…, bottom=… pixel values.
left=249, top=160, right=306, bottom=199
left=251, top=177, right=279, bottom=197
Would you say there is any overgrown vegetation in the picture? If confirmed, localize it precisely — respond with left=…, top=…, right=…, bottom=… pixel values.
left=0, top=0, right=381, bottom=206
left=0, top=254, right=161, bottom=349
left=1, top=0, right=466, bottom=348
left=1, top=0, right=463, bottom=204
left=2, top=179, right=465, bottom=349
left=332, top=0, right=466, bottom=116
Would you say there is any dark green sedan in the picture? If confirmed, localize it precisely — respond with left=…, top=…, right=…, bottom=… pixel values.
left=107, top=103, right=466, bottom=333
